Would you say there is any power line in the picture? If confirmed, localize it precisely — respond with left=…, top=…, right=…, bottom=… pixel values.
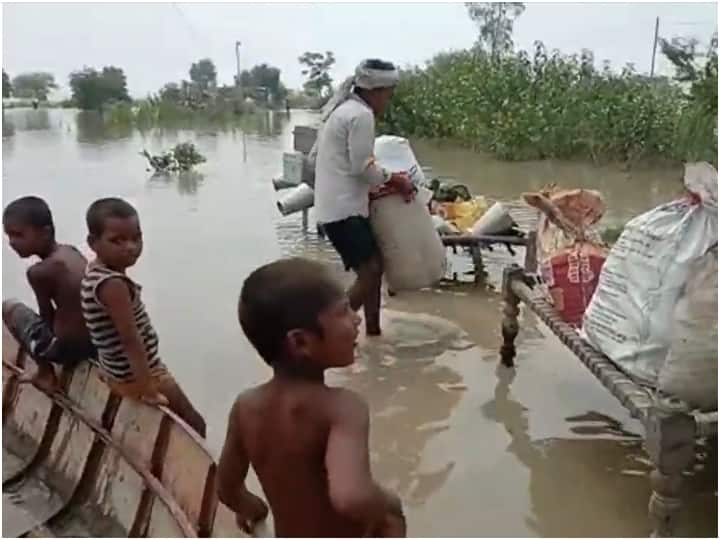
left=667, top=21, right=715, bottom=26
left=170, top=3, right=205, bottom=46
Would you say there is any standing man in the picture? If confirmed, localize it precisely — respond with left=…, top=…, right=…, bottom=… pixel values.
left=313, top=59, right=413, bottom=336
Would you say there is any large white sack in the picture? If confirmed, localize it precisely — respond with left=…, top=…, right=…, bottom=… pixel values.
left=374, top=135, right=427, bottom=186
left=582, top=162, right=718, bottom=385
left=370, top=194, right=446, bottom=291
left=658, top=247, right=718, bottom=410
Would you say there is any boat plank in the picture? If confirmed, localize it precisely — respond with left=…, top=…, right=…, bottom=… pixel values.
left=147, top=496, right=197, bottom=538
left=89, top=446, right=147, bottom=534
left=2, top=470, right=65, bottom=537
left=2, top=447, right=26, bottom=483
left=65, top=364, right=113, bottom=426
left=111, top=397, right=165, bottom=468
left=43, top=410, right=96, bottom=501
left=3, top=491, right=50, bottom=538
left=159, top=418, right=215, bottom=531
left=3, top=383, right=54, bottom=462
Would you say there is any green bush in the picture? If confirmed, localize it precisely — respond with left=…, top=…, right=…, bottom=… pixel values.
left=381, top=43, right=716, bottom=164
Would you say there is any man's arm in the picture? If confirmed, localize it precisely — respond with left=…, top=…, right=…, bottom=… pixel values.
left=27, top=265, right=55, bottom=326
left=325, top=390, right=403, bottom=532
left=347, top=113, right=390, bottom=186
left=217, top=402, right=268, bottom=533
left=95, top=278, right=157, bottom=395
left=347, top=113, right=414, bottom=198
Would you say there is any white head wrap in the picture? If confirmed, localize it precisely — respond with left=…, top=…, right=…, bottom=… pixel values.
left=307, top=59, right=399, bottom=168
left=319, top=59, right=400, bottom=122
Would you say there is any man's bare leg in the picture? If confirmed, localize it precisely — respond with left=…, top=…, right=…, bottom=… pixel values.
left=356, top=256, right=383, bottom=336
left=347, top=275, right=365, bottom=312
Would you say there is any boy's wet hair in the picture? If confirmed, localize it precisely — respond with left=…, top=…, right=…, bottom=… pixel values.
left=86, top=197, right=138, bottom=236
left=239, top=258, right=345, bottom=365
left=2, top=196, right=55, bottom=236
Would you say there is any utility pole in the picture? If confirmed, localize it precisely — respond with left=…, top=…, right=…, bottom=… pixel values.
left=650, top=16, right=660, bottom=77
left=235, top=40, right=243, bottom=99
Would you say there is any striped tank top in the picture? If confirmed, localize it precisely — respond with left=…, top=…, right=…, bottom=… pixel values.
left=80, top=262, right=162, bottom=382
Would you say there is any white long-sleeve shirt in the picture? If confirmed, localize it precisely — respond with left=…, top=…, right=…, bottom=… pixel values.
left=313, top=94, right=390, bottom=224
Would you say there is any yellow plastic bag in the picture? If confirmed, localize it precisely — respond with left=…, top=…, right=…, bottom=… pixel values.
left=439, top=196, right=489, bottom=232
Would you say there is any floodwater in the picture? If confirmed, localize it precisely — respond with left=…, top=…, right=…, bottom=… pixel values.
left=2, top=108, right=716, bottom=537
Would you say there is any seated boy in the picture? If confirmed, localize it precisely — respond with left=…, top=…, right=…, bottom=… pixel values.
left=2, top=196, right=95, bottom=391
left=81, top=197, right=206, bottom=437
left=217, top=257, right=406, bottom=537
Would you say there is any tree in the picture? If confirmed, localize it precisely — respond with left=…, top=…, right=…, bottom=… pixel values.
left=2, top=70, right=11, bottom=98
left=159, top=82, right=183, bottom=102
left=660, top=32, right=717, bottom=111
left=298, top=51, right=335, bottom=97
left=189, top=58, right=217, bottom=92
left=465, top=3, right=525, bottom=62
left=11, top=72, right=57, bottom=100
left=69, top=66, right=130, bottom=111
left=238, top=63, right=288, bottom=105
left=659, top=36, right=701, bottom=82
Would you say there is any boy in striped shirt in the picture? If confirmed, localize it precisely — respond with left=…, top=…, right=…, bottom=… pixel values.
left=81, top=197, right=206, bottom=437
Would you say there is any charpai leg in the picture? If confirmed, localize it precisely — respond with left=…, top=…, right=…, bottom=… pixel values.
left=500, top=266, right=523, bottom=367
left=645, top=396, right=695, bottom=537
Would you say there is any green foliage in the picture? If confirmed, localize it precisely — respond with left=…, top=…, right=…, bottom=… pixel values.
left=381, top=42, right=716, bottom=164
left=298, top=51, right=335, bottom=97
left=69, top=66, right=130, bottom=111
left=141, top=142, right=206, bottom=172
left=237, top=63, right=288, bottom=106
left=11, top=72, right=57, bottom=100
left=2, top=70, right=11, bottom=98
left=189, top=58, right=217, bottom=92
left=660, top=32, right=718, bottom=165
left=465, top=3, right=525, bottom=61
left=159, top=82, right=183, bottom=103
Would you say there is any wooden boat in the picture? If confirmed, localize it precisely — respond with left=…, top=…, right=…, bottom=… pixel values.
left=2, top=326, right=245, bottom=537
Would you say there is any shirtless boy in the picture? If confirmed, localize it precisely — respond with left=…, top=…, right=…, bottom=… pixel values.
left=2, top=196, right=95, bottom=391
left=218, top=257, right=405, bottom=537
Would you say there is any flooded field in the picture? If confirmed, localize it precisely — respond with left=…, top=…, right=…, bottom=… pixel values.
left=2, top=108, right=716, bottom=537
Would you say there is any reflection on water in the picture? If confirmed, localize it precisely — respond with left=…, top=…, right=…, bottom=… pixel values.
left=2, top=107, right=716, bottom=537
left=331, top=311, right=471, bottom=505
left=479, top=365, right=717, bottom=537
left=75, top=110, right=132, bottom=142
left=3, top=112, right=16, bottom=137
left=4, top=109, right=51, bottom=132
left=146, top=171, right=205, bottom=196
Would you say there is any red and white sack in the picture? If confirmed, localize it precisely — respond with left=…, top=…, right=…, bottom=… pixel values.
left=525, top=189, right=608, bottom=327
left=540, top=243, right=607, bottom=328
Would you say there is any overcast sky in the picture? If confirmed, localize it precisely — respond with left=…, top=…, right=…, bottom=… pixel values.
left=2, top=2, right=717, bottom=98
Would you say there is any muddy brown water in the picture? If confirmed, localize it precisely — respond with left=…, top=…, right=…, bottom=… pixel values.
left=2, top=108, right=716, bottom=537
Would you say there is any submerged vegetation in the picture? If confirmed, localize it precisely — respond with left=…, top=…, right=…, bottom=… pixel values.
left=141, top=142, right=206, bottom=173
left=381, top=3, right=716, bottom=165
left=382, top=41, right=717, bottom=165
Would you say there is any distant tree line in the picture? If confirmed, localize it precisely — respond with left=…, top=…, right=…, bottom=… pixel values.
left=2, top=47, right=339, bottom=112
